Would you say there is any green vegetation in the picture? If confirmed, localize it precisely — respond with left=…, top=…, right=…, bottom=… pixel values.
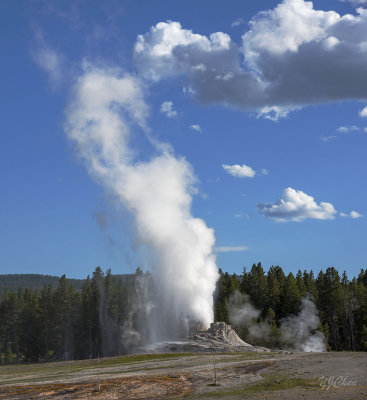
left=0, top=274, right=85, bottom=299
left=0, top=268, right=138, bottom=363
left=0, top=264, right=366, bottom=364
left=242, top=373, right=319, bottom=395
left=0, top=352, right=194, bottom=375
left=189, top=373, right=320, bottom=398
left=214, top=264, right=367, bottom=351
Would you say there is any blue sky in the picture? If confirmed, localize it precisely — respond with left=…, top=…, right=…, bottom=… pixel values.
left=1, top=0, right=366, bottom=279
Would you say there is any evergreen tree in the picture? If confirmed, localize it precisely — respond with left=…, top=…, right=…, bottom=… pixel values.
left=357, top=268, right=367, bottom=288
left=317, top=267, right=343, bottom=350
left=241, top=263, right=268, bottom=315
left=280, top=272, right=300, bottom=317
left=296, top=269, right=307, bottom=297
left=267, top=266, right=282, bottom=319
left=19, top=289, right=42, bottom=361
left=303, top=270, right=317, bottom=299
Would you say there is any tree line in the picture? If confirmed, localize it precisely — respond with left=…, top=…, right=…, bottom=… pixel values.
left=0, top=264, right=366, bottom=363
left=0, top=267, right=135, bottom=363
left=0, top=274, right=84, bottom=300
left=214, top=264, right=367, bottom=351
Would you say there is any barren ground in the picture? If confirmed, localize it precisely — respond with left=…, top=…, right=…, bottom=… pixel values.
left=0, top=351, right=366, bottom=399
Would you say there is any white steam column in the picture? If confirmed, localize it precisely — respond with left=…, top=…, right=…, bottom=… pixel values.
left=64, top=66, right=219, bottom=339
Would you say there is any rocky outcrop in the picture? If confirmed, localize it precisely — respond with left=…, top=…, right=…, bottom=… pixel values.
left=190, top=321, right=253, bottom=347
left=141, top=322, right=269, bottom=353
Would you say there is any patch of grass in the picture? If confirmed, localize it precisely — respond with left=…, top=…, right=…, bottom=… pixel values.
left=244, top=373, right=319, bottom=394
left=0, top=352, right=205, bottom=386
left=0, top=352, right=197, bottom=377
left=188, top=373, right=320, bottom=399
left=96, top=353, right=197, bottom=368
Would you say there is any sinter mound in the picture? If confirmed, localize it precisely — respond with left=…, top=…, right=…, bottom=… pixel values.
left=143, top=322, right=269, bottom=353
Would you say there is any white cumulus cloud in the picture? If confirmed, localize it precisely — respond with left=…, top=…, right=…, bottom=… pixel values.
left=223, top=163, right=256, bottom=178
left=359, top=106, right=367, bottom=117
left=340, top=210, right=364, bottom=218
left=258, top=187, right=337, bottom=222
left=134, top=1, right=367, bottom=118
left=160, top=101, right=177, bottom=118
left=134, top=21, right=232, bottom=81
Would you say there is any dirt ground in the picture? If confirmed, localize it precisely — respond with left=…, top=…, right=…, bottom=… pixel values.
left=0, top=351, right=366, bottom=399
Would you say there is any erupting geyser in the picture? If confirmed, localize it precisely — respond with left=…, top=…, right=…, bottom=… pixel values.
left=64, top=66, right=219, bottom=341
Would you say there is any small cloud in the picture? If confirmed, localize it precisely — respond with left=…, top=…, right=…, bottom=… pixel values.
left=223, top=163, right=256, bottom=178
left=364, top=127, right=367, bottom=133
left=360, top=106, right=367, bottom=117
left=206, top=177, right=220, bottom=183
left=337, top=125, right=360, bottom=133
left=183, top=86, right=195, bottom=95
left=340, top=211, right=363, bottom=219
left=320, top=135, right=337, bottom=142
left=189, top=124, right=202, bottom=132
left=351, top=211, right=363, bottom=218
left=257, top=105, right=293, bottom=121
left=261, top=168, right=269, bottom=176
left=160, top=101, right=177, bottom=118
left=258, top=187, right=337, bottom=222
left=214, top=246, right=249, bottom=253
left=231, top=18, right=245, bottom=27
left=30, top=27, right=64, bottom=88
left=192, top=63, right=207, bottom=72
left=235, top=213, right=250, bottom=219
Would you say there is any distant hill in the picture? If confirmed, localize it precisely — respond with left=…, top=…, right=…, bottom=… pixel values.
left=0, top=273, right=134, bottom=299
left=0, top=274, right=85, bottom=298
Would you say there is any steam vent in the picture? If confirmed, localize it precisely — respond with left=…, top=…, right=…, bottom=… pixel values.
left=143, top=322, right=269, bottom=353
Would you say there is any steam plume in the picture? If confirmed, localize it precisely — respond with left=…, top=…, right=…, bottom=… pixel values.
left=64, top=66, right=218, bottom=339
left=229, top=292, right=325, bottom=352
left=280, top=297, right=326, bottom=352
left=229, top=292, right=272, bottom=343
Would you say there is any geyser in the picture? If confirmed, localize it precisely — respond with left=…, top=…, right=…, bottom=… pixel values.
left=64, top=66, right=219, bottom=341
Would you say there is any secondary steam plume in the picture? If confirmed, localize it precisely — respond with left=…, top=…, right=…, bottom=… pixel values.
left=64, top=66, right=218, bottom=340
left=280, top=297, right=326, bottom=352
left=229, top=292, right=326, bottom=352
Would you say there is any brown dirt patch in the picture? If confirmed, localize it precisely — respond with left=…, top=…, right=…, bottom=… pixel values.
left=0, top=374, right=192, bottom=399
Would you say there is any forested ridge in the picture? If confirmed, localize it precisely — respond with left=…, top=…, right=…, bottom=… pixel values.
left=0, top=264, right=366, bottom=363
left=0, top=274, right=129, bottom=300
left=0, top=274, right=85, bottom=299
